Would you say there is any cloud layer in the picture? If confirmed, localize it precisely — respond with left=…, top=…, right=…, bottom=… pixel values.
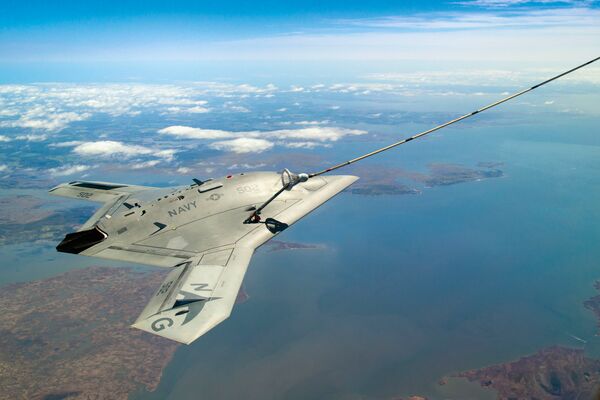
left=0, top=83, right=283, bottom=135
left=73, top=141, right=176, bottom=160
left=209, top=138, right=275, bottom=154
left=48, top=164, right=92, bottom=177
left=158, top=126, right=235, bottom=139
left=159, top=125, right=367, bottom=153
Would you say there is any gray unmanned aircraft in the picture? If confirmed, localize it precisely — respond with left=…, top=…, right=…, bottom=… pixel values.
left=51, top=57, right=599, bottom=344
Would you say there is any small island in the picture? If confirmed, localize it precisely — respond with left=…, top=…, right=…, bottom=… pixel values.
left=345, top=162, right=503, bottom=196
left=265, top=240, right=326, bottom=252
left=422, top=163, right=503, bottom=187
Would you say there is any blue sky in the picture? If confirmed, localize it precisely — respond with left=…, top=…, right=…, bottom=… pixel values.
left=0, top=0, right=598, bottom=82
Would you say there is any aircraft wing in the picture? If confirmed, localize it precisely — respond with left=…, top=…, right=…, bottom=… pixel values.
left=49, top=180, right=160, bottom=231
left=132, top=246, right=252, bottom=344
left=48, top=180, right=156, bottom=203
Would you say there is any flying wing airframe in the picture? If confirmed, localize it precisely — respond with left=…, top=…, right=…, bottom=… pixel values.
left=50, top=172, right=356, bottom=344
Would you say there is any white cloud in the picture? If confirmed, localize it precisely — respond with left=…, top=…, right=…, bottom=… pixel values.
left=49, top=140, right=84, bottom=147
left=228, top=163, right=267, bottom=169
left=165, top=104, right=210, bottom=114
left=365, top=70, right=520, bottom=85
left=159, top=124, right=367, bottom=153
left=455, top=0, right=593, bottom=7
left=131, top=160, right=161, bottom=169
left=159, top=125, right=367, bottom=147
left=224, top=104, right=250, bottom=113
left=0, top=83, right=277, bottom=133
left=1, top=109, right=90, bottom=132
left=48, top=164, right=91, bottom=177
left=16, top=134, right=47, bottom=141
left=0, top=135, right=10, bottom=142
left=294, top=120, right=330, bottom=125
left=187, top=106, right=210, bottom=113
left=267, top=127, right=366, bottom=142
left=0, top=109, right=19, bottom=117
left=159, top=99, right=208, bottom=106
left=154, top=149, right=177, bottom=161
left=233, top=83, right=278, bottom=94
left=338, top=7, right=600, bottom=30
left=176, top=167, right=192, bottom=174
left=209, top=138, right=274, bottom=154
left=73, top=141, right=176, bottom=160
left=0, top=164, right=8, bottom=172
left=283, top=141, right=331, bottom=149
left=158, top=126, right=235, bottom=139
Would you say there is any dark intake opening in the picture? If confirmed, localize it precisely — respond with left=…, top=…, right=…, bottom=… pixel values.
left=56, top=227, right=107, bottom=254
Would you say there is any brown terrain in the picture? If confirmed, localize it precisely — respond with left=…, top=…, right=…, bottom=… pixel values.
left=456, top=346, right=600, bottom=400
left=0, top=195, right=54, bottom=224
left=451, top=280, right=600, bottom=399
left=346, top=162, right=503, bottom=195
left=0, top=266, right=178, bottom=400
left=584, top=281, right=600, bottom=329
left=422, top=163, right=503, bottom=187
